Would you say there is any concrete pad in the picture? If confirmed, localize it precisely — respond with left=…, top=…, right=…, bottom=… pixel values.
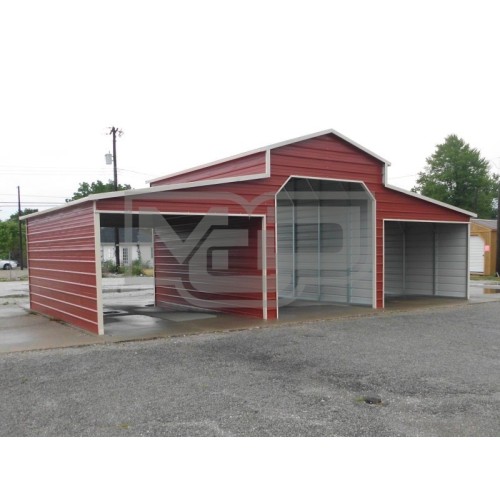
left=1, top=280, right=500, bottom=354
left=0, top=303, right=103, bottom=354
left=157, top=312, right=217, bottom=322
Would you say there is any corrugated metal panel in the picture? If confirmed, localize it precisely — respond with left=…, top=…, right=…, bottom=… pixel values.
left=404, top=223, right=434, bottom=295
left=384, top=222, right=468, bottom=299
left=277, top=203, right=294, bottom=298
left=436, top=225, right=468, bottom=297
left=150, top=152, right=267, bottom=187
left=26, top=202, right=99, bottom=334
left=154, top=215, right=265, bottom=318
left=384, top=222, right=404, bottom=295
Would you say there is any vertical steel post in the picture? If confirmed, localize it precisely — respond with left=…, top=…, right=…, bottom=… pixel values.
left=17, top=186, right=24, bottom=270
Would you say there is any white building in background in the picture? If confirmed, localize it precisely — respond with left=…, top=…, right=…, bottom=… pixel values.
left=100, top=227, right=153, bottom=267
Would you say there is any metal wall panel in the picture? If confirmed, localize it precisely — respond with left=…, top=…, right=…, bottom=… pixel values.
left=277, top=204, right=294, bottom=298
left=26, top=202, right=99, bottom=334
left=404, top=223, right=434, bottom=295
left=154, top=215, right=265, bottom=318
left=384, top=222, right=468, bottom=299
left=384, top=222, right=404, bottom=295
left=436, top=224, right=467, bottom=297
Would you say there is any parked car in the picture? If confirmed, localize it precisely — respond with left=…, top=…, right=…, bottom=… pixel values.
left=0, top=259, right=18, bottom=270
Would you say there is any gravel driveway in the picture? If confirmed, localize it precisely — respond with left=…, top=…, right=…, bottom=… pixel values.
left=1, top=301, right=499, bottom=436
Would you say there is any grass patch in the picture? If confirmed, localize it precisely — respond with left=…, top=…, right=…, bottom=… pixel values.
left=471, top=275, right=500, bottom=282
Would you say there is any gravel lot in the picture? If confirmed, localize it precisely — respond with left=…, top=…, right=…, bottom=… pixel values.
left=1, top=301, right=499, bottom=436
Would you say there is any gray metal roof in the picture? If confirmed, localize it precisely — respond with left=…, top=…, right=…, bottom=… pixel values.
left=472, top=219, right=498, bottom=230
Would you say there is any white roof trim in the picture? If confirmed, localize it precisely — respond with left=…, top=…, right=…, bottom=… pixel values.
left=21, top=172, right=271, bottom=220
left=147, top=148, right=269, bottom=184
left=147, top=129, right=391, bottom=184
left=385, top=183, right=477, bottom=217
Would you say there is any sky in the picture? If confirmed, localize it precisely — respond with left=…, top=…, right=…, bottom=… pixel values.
left=1, top=0, right=500, bottom=219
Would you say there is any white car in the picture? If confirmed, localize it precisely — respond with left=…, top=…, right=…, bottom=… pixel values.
left=0, top=259, right=18, bottom=270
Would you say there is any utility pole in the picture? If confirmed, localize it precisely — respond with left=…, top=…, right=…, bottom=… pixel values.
left=108, top=127, right=123, bottom=268
left=110, top=126, right=119, bottom=190
left=17, top=186, right=24, bottom=270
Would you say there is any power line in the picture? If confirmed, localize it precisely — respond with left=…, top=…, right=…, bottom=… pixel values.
left=0, top=193, right=67, bottom=198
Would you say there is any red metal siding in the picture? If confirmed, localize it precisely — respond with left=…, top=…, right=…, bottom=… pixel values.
left=26, top=202, right=100, bottom=334
left=154, top=216, right=265, bottom=318
left=150, top=152, right=267, bottom=187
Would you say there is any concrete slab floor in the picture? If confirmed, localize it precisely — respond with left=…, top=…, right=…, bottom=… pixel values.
left=1, top=285, right=500, bottom=354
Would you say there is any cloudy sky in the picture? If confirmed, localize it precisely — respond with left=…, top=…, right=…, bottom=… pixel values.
left=1, top=0, right=499, bottom=219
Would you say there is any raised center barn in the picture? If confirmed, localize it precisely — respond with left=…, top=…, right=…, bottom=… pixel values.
left=24, top=130, right=473, bottom=334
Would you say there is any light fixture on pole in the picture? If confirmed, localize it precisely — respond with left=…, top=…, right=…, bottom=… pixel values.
left=106, top=127, right=124, bottom=268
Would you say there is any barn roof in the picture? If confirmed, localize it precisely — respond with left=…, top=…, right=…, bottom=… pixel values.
left=21, top=129, right=476, bottom=219
left=147, top=129, right=391, bottom=185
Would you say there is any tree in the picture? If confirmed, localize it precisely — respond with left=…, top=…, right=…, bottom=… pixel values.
left=413, top=135, right=499, bottom=218
left=66, top=179, right=132, bottom=202
left=0, top=209, right=38, bottom=261
left=9, top=208, right=39, bottom=221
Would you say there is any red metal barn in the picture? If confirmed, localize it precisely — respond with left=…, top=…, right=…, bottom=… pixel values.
left=23, top=130, right=474, bottom=335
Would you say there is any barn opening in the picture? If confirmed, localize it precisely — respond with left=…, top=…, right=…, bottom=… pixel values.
left=384, top=221, right=469, bottom=300
left=98, top=212, right=266, bottom=334
left=276, top=177, right=375, bottom=313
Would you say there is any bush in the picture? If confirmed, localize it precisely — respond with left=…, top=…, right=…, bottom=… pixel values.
left=130, top=259, right=144, bottom=276
left=102, top=260, right=124, bottom=275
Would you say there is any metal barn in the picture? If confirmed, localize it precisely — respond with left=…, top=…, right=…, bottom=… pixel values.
left=23, top=130, right=474, bottom=335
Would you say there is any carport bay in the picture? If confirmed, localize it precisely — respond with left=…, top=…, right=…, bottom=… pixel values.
left=384, top=221, right=469, bottom=301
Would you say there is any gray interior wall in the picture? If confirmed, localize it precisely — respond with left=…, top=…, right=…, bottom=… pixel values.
left=277, top=179, right=374, bottom=306
left=405, top=223, right=434, bottom=295
left=384, top=221, right=468, bottom=299
left=277, top=203, right=294, bottom=298
left=435, top=224, right=468, bottom=297
left=384, top=222, right=404, bottom=295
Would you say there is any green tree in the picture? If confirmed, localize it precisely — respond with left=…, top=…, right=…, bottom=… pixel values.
left=0, top=220, right=19, bottom=260
left=9, top=208, right=39, bottom=221
left=413, top=135, right=499, bottom=218
left=66, top=179, right=131, bottom=202
left=0, top=209, right=38, bottom=261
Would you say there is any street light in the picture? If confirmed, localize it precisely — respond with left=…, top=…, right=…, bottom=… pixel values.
left=106, top=127, right=123, bottom=268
